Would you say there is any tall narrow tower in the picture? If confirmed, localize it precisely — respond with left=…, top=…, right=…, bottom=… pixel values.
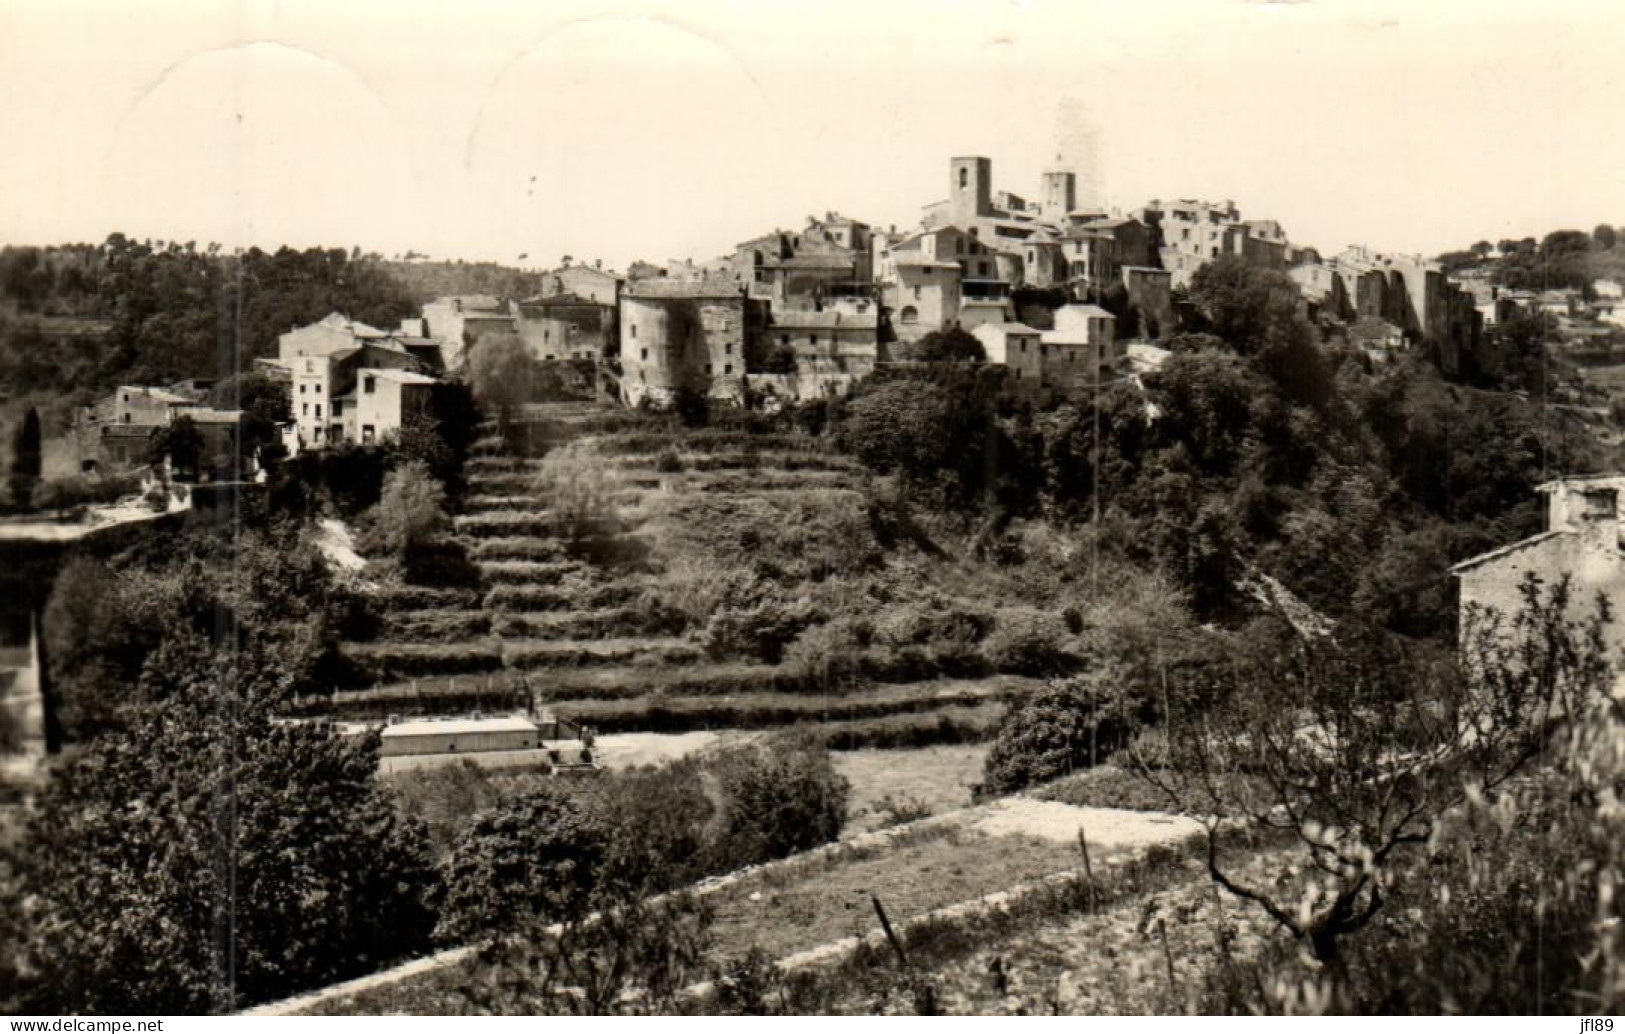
left=950, top=156, right=993, bottom=225
left=1041, top=168, right=1077, bottom=221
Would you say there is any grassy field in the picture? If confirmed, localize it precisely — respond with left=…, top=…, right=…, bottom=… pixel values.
left=811, top=847, right=1298, bottom=1016
left=702, top=826, right=1096, bottom=963
left=833, top=744, right=989, bottom=834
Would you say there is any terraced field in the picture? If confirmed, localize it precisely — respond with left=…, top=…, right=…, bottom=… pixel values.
left=313, top=407, right=1048, bottom=753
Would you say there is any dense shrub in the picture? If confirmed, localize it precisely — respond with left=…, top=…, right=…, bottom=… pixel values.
left=436, top=783, right=610, bottom=943
left=981, top=675, right=1138, bottom=795
left=13, top=664, right=437, bottom=1013
left=981, top=607, right=1079, bottom=676
left=29, top=471, right=143, bottom=511
left=701, top=598, right=824, bottom=664
left=702, top=734, right=850, bottom=872
left=358, top=461, right=448, bottom=557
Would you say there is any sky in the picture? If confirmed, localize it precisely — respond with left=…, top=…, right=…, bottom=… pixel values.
left=1, top=0, right=1622, bottom=270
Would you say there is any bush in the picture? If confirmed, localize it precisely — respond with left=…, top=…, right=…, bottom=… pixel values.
left=436, top=783, right=610, bottom=943
left=654, top=448, right=686, bottom=473
left=981, top=607, right=1079, bottom=676
left=703, top=734, right=849, bottom=872
left=701, top=597, right=824, bottom=664
left=360, top=460, right=448, bottom=557
left=29, top=472, right=142, bottom=511
left=981, top=675, right=1138, bottom=795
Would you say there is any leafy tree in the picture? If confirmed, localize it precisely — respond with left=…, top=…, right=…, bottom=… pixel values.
left=13, top=635, right=438, bottom=1013
left=1595, top=224, right=1617, bottom=250
left=148, top=414, right=204, bottom=480
left=704, top=734, right=849, bottom=870
left=982, top=674, right=1137, bottom=794
left=1137, top=575, right=1612, bottom=973
left=8, top=406, right=41, bottom=510
left=211, top=370, right=289, bottom=450
left=436, top=783, right=609, bottom=944
left=468, top=331, right=533, bottom=435
left=910, top=326, right=986, bottom=363
left=363, top=460, right=448, bottom=557
left=836, top=379, right=962, bottom=483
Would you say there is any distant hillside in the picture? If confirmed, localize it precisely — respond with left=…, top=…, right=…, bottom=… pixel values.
left=380, top=260, right=545, bottom=305
left=0, top=236, right=421, bottom=395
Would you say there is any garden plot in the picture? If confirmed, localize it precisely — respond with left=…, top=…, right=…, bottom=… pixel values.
left=834, top=744, right=989, bottom=834
left=698, top=797, right=1201, bottom=965
left=816, top=847, right=1297, bottom=1016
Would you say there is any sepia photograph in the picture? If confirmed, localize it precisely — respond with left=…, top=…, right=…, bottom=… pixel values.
left=1, top=0, right=1623, bottom=1021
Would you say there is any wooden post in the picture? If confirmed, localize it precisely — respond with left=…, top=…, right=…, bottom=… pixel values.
left=1077, top=827, right=1096, bottom=913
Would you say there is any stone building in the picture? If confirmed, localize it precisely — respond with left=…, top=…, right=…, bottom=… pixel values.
left=1121, top=266, right=1174, bottom=339
left=514, top=293, right=616, bottom=361
left=278, top=312, right=392, bottom=364
left=992, top=304, right=1120, bottom=400
left=618, top=277, right=766, bottom=408
left=289, top=342, right=433, bottom=452
left=880, top=257, right=962, bottom=343
left=421, top=295, right=515, bottom=371
left=752, top=310, right=880, bottom=402
left=538, top=263, right=622, bottom=307
left=972, top=321, right=1042, bottom=367
left=1453, top=474, right=1625, bottom=686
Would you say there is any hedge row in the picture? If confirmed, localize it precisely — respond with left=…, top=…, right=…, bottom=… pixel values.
left=812, top=703, right=1005, bottom=750
left=462, top=494, right=543, bottom=514
left=483, top=581, right=644, bottom=612
left=555, top=681, right=1006, bottom=728
left=453, top=511, right=558, bottom=538
left=377, top=608, right=493, bottom=643
left=489, top=606, right=682, bottom=641
left=339, top=641, right=504, bottom=681
left=366, top=585, right=481, bottom=610
left=500, top=637, right=704, bottom=671
left=475, top=559, right=584, bottom=586
left=468, top=536, right=569, bottom=563
left=464, top=456, right=548, bottom=475
left=590, top=432, right=827, bottom=457
left=461, top=473, right=539, bottom=496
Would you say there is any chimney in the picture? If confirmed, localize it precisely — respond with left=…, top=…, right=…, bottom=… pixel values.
left=595, top=258, right=602, bottom=269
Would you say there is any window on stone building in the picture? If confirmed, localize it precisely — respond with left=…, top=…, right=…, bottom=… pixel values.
left=725, top=364, right=733, bottom=375
left=707, top=363, right=713, bottom=375
left=959, top=167, right=968, bottom=189
left=299, top=384, right=306, bottom=394
left=900, top=306, right=918, bottom=324
left=315, top=404, right=323, bottom=419
left=630, top=324, right=637, bottom=339
left=810, top=334, right=819, bottom=346
left=641, top=348, right=648, bottom=361
left=301, top=403, right=308, bottom=416
left=1583, top=489, right=1618, bottom=519
left=364, top=376, right=376, bottom=394
left=314, top=384, right=321, bottom=394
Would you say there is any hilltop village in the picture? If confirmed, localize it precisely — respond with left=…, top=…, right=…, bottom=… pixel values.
left=4, top=151, right=1625, bottom=1018
left=26, top=153, right=1534, bottom=480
